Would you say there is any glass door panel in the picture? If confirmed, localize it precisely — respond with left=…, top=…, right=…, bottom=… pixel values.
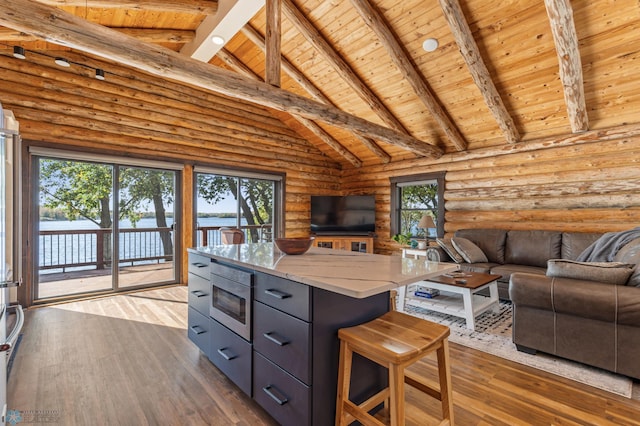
left=36, top=158, right=113, bottom=299
left=117, top=167, right=176, bottom=288
left=240, top=178, right=274, bottom=243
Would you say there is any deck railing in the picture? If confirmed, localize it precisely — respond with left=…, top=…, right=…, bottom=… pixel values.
left=39, top=224, right=272, bottom=273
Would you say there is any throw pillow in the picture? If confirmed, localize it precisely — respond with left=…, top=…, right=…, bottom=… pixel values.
left=436, top=238, right=464, bottom=263
left=451, top=237, right=488, bottom=263
left=546, top=259, right=635, bottom=285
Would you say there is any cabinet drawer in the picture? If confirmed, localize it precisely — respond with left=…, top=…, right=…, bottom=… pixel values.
left=188, top=273, right=210, bottom=315
left=253, top=352, right=311, bottom=426
left=209, top=319, right=252, bottom=396
left=188, top=252, right=211, bottom=279
left=255, top=273, right=310, bottom=321
left=254, top=301, right=311, bottom=384
left=188, top=307, right=211, bottom=357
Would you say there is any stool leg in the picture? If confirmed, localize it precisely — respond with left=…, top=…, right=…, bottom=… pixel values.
left=388, top=363, right=405, bottom=426
left=335, top=340, right=354, bottom=426
left=436, top=340, right=454, bottom=424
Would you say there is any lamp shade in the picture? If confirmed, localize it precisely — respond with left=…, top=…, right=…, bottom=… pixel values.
left=418, top=215, right=435, bottom=229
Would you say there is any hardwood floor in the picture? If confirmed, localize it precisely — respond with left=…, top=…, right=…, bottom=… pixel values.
left=8, top=286, right=640, bottom=425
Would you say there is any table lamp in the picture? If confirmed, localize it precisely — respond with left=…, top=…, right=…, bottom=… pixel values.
left=418, top=214, right=436, bottom=248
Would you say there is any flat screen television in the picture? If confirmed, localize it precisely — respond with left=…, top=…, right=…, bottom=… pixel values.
left=310, top=195, right=375, bottom=235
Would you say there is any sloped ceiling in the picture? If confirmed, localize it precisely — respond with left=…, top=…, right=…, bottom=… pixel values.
left=1, top=0, right=639, bottom=168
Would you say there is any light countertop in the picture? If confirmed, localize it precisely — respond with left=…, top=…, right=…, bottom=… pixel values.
left=189, top=243, right=458, bottom=298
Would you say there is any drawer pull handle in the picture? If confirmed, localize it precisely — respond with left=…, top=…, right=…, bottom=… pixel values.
left=265, top=289, right=292, bottom=300
left=263, top=332, right=290, bottom=346
left=262, top=385, right=289, bottom=405
left=191, top=262, right=208, bottom=268
left=190, top=325, right=205, bottom=335
left=217, top=348, right=237, bottom=361
left=191, top=290, right=207, bottom=298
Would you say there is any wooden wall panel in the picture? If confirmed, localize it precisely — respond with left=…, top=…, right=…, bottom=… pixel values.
left=343, top=129, right=640, bottom=255
left=0, top=51, right=340, bottom=246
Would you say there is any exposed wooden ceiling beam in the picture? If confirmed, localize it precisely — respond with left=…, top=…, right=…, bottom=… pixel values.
left=241, top=24, right=391, bottom=163
left=0, top=0, right=442, bottom=158
left=35, top=0, right=218, bottom=14
left=217, top=47, right=362, bottom=167
left=265, top=0, right=282, bottom=87
left=281, top=0, right=411, bottom=136
left=544, top=0, right=589, bottom=133
left=438, top=0, right=520, bottom=144
left=0, top=27, right=195, bottom=44
left=350, top=0, right=467, bottom=152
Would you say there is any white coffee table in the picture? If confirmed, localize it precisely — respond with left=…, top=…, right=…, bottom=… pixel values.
left=398, top=272, right=501, bottom=331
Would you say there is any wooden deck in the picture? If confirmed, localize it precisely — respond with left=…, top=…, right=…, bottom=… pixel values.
left=37, top=263, right=175, bottom=300
left=8, top=285, right=640, bottom=425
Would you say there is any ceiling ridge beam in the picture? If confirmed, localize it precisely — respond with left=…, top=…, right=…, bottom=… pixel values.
left=281, top=0, right=412, bottom=137
left=265, top=0, right=282, bottom=87
left=351, top=0, right=468, bottom=151
left=544, top=0, right=589, bottom=133
left=438, top=0, right=520, bottom=144
left=216, top=48, right=362, bottom=167
left=241, top=24, right=392, bottom=163
left=35, top=0, right=218, bottom=14
left=0, top=0, right=441, bottom=158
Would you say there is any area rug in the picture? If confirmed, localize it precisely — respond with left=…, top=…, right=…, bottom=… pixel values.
left=403, top=300, right=634, bottom=398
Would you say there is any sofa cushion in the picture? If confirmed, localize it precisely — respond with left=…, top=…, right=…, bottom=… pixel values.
left=613, top=238, right=640, bottom=287
left=491, top=264, right=546, bottom=283
left=561, top=232, right=602, bottom=260
left=458, top=262, right=496, bottom=275
left=547, top=259, right=635, bottom=285
left=505, top=230, right=562, bottom=268
left=454, top=229, right=507, bottom=263
left=452, top=237, right=488, bottom=263
left=436, top=238, right=464, bottom=263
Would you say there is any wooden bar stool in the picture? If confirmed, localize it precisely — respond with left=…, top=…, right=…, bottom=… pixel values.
left=335, top=310, right=454, bottom=426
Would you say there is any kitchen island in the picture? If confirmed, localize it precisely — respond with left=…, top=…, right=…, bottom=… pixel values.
left=187, top=244, right=456, bottom=426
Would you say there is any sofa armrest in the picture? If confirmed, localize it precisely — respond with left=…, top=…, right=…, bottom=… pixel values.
left=509, top=273, right=553, bottom=310
left=510, top=272, right=623, bottom=322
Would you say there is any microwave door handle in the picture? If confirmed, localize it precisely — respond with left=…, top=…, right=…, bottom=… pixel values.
left=0, top=304, right=24, bottom=353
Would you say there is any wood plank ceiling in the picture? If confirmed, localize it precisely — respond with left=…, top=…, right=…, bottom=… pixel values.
left=0, top=0, right=638, bottom=169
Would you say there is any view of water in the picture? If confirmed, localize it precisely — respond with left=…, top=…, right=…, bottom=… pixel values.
left=39, top=216, right=243, bottom=230
left=38, top=216, right=250, bottom=273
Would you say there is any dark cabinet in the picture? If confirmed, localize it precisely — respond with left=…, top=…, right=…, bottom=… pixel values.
left=208, top=318, right=252, bottom=396
left=187, top=253, right=211, bottom=356
left=253, top=352, right=311, bottom=426
left=186, top=250, right=388, bottom=426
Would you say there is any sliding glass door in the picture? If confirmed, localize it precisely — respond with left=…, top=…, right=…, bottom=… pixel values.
left=35, top=155, right=179, bottom=301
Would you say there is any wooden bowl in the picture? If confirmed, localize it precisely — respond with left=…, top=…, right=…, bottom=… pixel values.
left=275, top=237, right=315, bottom=255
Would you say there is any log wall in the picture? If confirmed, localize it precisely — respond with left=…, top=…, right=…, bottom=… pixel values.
left=342, top=126, right=640, bottom=255
left=0, top=51, right=341, bottom=291
left=3, top=50, right=640, bottom=265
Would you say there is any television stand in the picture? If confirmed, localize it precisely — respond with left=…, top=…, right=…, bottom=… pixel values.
left=312, top=235, right=374, bottom=253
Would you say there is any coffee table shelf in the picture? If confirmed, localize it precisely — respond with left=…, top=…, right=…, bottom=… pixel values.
left=398, top=272, right=501, bottom=331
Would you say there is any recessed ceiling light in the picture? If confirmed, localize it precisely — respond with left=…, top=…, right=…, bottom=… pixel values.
left=13, top=46, right=26, bottom=60
left=55, top=57, right=71, bottom=67
left=95, top=69, right=105, bottom=80
left=211, top=35, right=225, bottom=45
left=422, top=38, right=439, bottom=52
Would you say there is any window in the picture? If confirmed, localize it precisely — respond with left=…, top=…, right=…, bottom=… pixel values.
left=390, top=172, right=445, bottom=239
left=194, top=167, right=283, bottom=246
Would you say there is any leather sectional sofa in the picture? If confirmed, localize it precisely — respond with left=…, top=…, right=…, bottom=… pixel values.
left=437, top=228, right=640, bottom=380
left=438, top=228, right=602, bottom=300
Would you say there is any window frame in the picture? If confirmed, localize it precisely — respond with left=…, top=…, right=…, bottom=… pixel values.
left=390, top=172, right=445, bottom=239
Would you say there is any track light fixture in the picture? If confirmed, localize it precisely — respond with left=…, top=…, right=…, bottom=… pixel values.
left=13, top=46, right=26, bottom=59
